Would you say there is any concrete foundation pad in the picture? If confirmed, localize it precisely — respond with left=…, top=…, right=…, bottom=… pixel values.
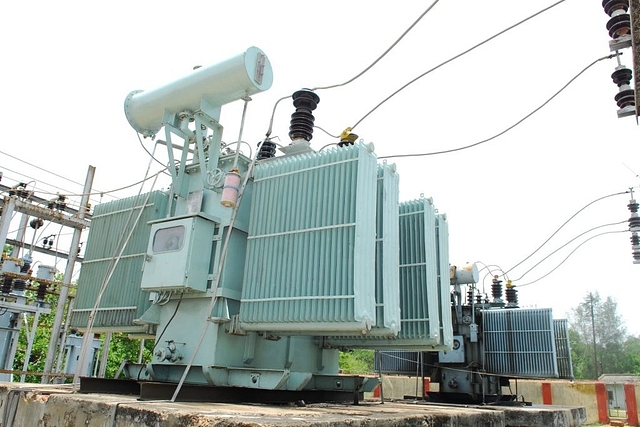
left=0, top=382, right=585, bottom=426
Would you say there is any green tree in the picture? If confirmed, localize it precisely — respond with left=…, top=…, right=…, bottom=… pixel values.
left=568, top=292, right=632, bottom=379
left=13, top=271, right=151, bottom=382
left=623, top=335, right=640, bottom=375
left=339, top=350, right=375, bottom=374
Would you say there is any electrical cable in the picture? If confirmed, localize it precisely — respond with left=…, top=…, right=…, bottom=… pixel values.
left=512, top=219, right=627, bottom=282
left=518, top=229, right=628, bottom=288
left=72, top=155, right=162, bottom=384
left=263, top=2, right=440, bottom=140
left=170, top=141, right=262, bottom=403
left=137, top=292, right=184, bottom=381
left=314, top=125, right=341, bottom=139
left=222, top=141, right=253, bottom=160
left=353, top=0, right=567, bottom=133
left=232, top=96, right=251, bottom=169
left=378, top=53, right=616, bottom=159
left=504, top=190, right=628, bottom=275
left=137, top=132, right=167, bottom=169
left=0, top=150, right=88, bottom=190
left=310, top=0, right=440, bottom=91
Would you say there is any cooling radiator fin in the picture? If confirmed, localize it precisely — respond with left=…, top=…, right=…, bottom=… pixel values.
left=483, top=308, right=559, bottom=378
left=553, top=319, right=574, bottom=379
left=71, top=191, right=168, bottom=332
left=327, top=198, right=450, bottom=350
left=239, top=144, right=380, bottom=334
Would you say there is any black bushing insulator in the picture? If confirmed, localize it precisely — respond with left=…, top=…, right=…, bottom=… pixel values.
left=506, top=287, right=519, bottom=306
left=288, top=90, right=320, bottom=142
left=467, top=289, right=474, bottom=305
left=491, top=277, right=503, bottom=300
left=612, top=68, right=633, bottom=87
left=476, top=294, right=484, bottom=304
left=30, top=218, right=44, bottom=230
left=607, top=13, right=631, bottom=38
left=628, top=201, right=639, bottom=213
left=36, top=283, right=47, bottom=302
left=629, top=216, right=640, bottom=229
left=2, top=278, right=12, bottom=294
left=12, top=279, right=26, bottom=292
left=20, top=261, right=31, bottom=274
left=615, top=89, right=635, bottom=108
left=603, top=0, right=629, bottom=16
left=9, top=188, right=29, bottom=198
left=55, top=200, right=67, bottom=210
left=338, top=133, right=359, bottom=147
left=257, top=140, right=277, bottom=160
left=631, top=233, right=640, bottom=245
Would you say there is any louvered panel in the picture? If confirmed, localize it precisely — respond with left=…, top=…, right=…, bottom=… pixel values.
left=483, top=308, right=559, bottom=378
left=239, top=144, right=378, bottom=334
left=434, top=214, right=453, bottom=350
left=327, top=198, right=445, bottom=349
left=71, top=191, right=168, bottom=331
left=375, top=351, right=429, bottom=376
left=553, top=319, right=574, bottom=379
left=371, top=163, right=400, bottom=334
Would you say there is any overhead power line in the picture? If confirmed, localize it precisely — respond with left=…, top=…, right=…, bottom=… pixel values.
left=352, top=0, right=568, bottom=132
left=379, top=53, right=618, bottom=159
left=518, top=229, right=628, bottom=287
left=505, top=191, right=628, bottom=275
left=265, top=1, right=440, bottom=138
left=512, top=219, right=628, bottom=282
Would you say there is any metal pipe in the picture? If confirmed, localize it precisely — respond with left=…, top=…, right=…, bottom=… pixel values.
left=42, top=165, right=95, bottom=382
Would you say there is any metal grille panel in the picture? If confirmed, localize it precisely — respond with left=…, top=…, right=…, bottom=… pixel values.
left=71, top=191, right=168, bottom=331
left=375, top=351, right=429, bottom=376
left=327, top=198, right=446, bottom=349
left=483, top=308, right=559, bottom=378
left=553, top=319, right=574, bottom=379
left=239, top=144, right=379, bottom=334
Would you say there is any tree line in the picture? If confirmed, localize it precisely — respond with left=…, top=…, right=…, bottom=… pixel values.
left=568, top=291, right=640, bottom=379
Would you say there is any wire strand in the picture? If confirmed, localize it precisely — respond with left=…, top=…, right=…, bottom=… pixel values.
left=518, top=229, right=628, bottom=287
left=310, top=0, right=440, bottom=91
left=505, top=191, right=628, bottom=275
left=378, top=53, right=616, bottom=159
left=354, top=0, right=567, bottom=133
left=512, top=219, right=628, bottom=282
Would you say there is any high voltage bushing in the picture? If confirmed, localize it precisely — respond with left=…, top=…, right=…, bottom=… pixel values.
left=8, top=183, right=30, bottom=199
left=603, top=0, right=631, bottom=39
left=338, top=133, right=359, bottom=147
left=628, top=197, right=640, bottom=263
left=491, top=276, right=503, bottom=302
left=288, top=90, right=320, bottom=142
left=631, top=233, right=640, bottom=263
left=612, top=66, right=636, bottom=110
left=505, top=286, right=519, bottom=308
left=629, top=203, right=640, bottom=230
left=256, top=139, right=276, bottom=160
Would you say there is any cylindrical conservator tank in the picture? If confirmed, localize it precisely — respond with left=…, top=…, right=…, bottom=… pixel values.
left=124, top=46, right=273, bottom=137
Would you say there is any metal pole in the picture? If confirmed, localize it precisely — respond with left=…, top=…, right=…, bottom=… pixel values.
left=98, top=332, right=111, bottom=378
left=21, top=311, right=40, bottom=382
left=54, top=298, right=74, bottom=376
left=42, top=166, right=94, bottom=383
left=590, top=292, right=599, bottom=380
left=10, top=214, right=29, bottom=258
left=0, top=197, right=17, bottom=251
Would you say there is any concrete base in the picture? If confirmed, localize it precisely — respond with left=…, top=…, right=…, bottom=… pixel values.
left=0, top=382, right=586, bottom=427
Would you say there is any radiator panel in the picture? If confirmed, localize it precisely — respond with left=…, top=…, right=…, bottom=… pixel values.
left=483, top=308, right=559, bottom=378
left=327, top=198, right=446, bottom=349
left=239, top=144, right=379, bottom=334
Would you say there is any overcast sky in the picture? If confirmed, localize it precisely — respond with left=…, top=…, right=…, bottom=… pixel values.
left=2, top=0, right=639, bottom=335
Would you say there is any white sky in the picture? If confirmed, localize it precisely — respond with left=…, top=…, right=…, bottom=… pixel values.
left=1, top=1, right=639, bottom=335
